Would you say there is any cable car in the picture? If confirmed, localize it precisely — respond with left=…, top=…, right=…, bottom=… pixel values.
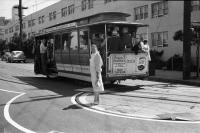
left=34, top=12, right=149, bottom=83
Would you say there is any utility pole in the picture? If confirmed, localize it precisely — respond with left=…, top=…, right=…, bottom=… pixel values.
left=183, top=1, right=191, bottom=80
left=19, top=0, right=22, bottom=50
left=14, top=0, right=28, bottom=50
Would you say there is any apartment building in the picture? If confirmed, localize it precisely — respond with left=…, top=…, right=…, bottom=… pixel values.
left=2, top=0, right=200, bottom=61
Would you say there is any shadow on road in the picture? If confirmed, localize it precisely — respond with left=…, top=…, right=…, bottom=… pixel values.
left=14, top=76, right=180, bottom=101
left=62, top=105, right=82, bottom=110
left=14, top=76, right=91, bottom=98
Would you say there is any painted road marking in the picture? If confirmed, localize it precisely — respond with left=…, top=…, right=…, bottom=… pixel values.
left=72, top=92, right=200, bottom=124
left=0, top=88, right=36, bottom=133
left=48, top=131, right=65, bottom=133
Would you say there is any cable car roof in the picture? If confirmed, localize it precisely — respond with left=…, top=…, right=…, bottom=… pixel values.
left=77, top=20, right=149, bottom=28
left=35, top=12, right=148, bottom=37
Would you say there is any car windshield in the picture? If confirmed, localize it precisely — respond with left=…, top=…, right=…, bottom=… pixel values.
left=5, top=52, right=11, bottom=55
left=12, top=51, right=23, bottom=55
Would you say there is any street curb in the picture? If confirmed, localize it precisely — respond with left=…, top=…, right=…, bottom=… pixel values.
left=148, top=76, right=200, bottom=87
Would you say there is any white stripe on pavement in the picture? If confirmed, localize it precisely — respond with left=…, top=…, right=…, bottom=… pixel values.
left=0, top=88, right=36, bottom=133
left=71, top=92, right=200, bottom=124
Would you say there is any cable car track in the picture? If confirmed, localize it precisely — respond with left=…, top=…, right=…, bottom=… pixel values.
left=103, top=83, right=200, bottom=104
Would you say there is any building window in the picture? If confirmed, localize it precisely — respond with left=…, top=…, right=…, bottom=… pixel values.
left=151, top=31, right=168, bottom=47
left=32, top=19, right=35, bottom=26
left=88, top=0, right=94, bottom=9
left=15, top=25, right=19, bottom=31
left=38, top=16, right=41, bottom=24
left=105, top=0, right=111, bottom=3
left=41, top=15, right=45, bottom=23
left=28, top=20, right=32, bottom=27
left=39, top=16, right=45, bottom=24
left=61, top=7, right=68, bottom=17
left=68, top=4, right=75, bottom=15
left=49, top=12, right=53, bottom=21
left=105, top=0, right=116, bottom=3
left=82, top=0, right=87, bottom=11
left=28, top=19, right=35, bottom=27
left=28, top=33, right=31, bottom=38
left=53, top=11, right=56, bottom=19
left=9, top=27, right=13, bottom=33
left=134, top=5, right=148, bottom=20
left=191, top=0, right=200, bottom=11
left=163, top=31, right=168, bottom=47
left=49, top=11, right=56, bottom=21
left=82, top=0, right=94, bottom=11
left=152, top=1, right=168, bottom=18
left=5, top=29, right=8, bottom=34
left=22, top=22, right=26, bottom=29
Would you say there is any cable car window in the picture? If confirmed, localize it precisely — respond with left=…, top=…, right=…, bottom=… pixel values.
left=69, top=30, right=78, bottom=51
left=62, top=33, right=70, bottom=52
left=79, top=29, right=89, bottom=53
left=55, top=34, right=61, bottom=50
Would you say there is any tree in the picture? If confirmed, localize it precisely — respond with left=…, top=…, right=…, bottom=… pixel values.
left=12, top=32, right=20, bottom=50
left=173, top=27, right=200, bottom=77
left=0, top=39, right=6, bottom=56
left=173, top=30, right=183, bottom=41
left=23, top=35, right=34, bottom=58
left=7, top=32, right=27, bottom=51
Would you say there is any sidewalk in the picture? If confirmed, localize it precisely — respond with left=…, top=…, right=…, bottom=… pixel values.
left=148, top=69, right=200, bottom=86
left=75, top=80, right=200, bottom=122
left=75, top=70, right=200, bottom=122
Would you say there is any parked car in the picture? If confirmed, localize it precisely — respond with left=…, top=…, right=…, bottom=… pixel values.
left=1, top=51, right=11, bottom=61
left=8, top=51, right=26, bottom=63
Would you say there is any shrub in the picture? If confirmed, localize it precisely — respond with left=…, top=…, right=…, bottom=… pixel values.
left=150, top=50, right=165, bottom=69
left=166, top=54, right=183, bottom=71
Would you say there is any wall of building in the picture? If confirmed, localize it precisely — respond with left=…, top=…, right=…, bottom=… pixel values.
left=2, top=0, right=200, bottom=62
left=0, top=26, right=4, bottom=40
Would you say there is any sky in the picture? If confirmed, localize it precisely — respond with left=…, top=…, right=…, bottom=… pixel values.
left=0, top=0, right=61, bottom=19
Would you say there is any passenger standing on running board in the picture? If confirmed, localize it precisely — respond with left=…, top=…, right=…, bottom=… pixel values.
left=40, top=39, right=47, bottom=74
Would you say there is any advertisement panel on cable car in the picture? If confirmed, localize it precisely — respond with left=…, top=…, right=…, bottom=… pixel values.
left=108, top=53, right=148, bottom=77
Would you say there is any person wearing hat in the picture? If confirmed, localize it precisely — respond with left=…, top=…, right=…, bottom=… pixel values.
left=141, top=39, right=151, bottom=61
left=121, top=27, right=132, bottom=50
left=107, top=28, right=123, bottom=52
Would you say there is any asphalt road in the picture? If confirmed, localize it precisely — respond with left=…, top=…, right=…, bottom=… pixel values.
left=0, top=60, right=199, bottom=133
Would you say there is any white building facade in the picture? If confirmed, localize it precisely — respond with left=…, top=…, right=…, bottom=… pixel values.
left=2, top=0, right=200, bottom=61
left=12, top=5, right=19, bottom=21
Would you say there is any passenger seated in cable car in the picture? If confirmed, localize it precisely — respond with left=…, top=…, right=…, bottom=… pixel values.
left=107, top=27, right=124, bottom=52
left=132, top=37, right=143, bottom=54
left=92, top=33, right=104, bottom=50
left=47, top=39, right=57, bottom=75
left=40, top=39, right=47, bottom=74
left=121, top=27, right=133, bottom=51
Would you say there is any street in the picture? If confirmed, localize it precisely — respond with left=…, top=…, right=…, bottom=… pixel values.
left=0, top=61, right=200, bottom=133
